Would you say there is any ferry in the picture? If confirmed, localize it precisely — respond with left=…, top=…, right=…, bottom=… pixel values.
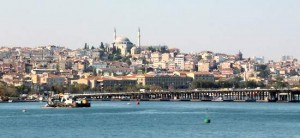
left=43, top=93, right=91, bottom=108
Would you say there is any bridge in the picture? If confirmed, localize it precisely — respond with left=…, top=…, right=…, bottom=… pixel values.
left=71, top=89, right=300, bottom=102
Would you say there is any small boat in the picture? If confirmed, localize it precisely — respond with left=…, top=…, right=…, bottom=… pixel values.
left=22, top=109, right=27, bottom=112
left=212, top=97, right=223, bottom=102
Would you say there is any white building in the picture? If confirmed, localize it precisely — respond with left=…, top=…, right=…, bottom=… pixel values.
left=112, top=28, right=141, bottom=56
left=175, top=54, right=185, bottom=70
left=114, top=36, right=134, bottom=56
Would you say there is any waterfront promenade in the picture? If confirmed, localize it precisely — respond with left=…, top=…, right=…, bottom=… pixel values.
left=72, top=88, right=300, bottom=102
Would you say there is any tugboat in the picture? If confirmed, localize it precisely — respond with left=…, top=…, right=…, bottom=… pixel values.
left=43, top=93, right=91, bottom=108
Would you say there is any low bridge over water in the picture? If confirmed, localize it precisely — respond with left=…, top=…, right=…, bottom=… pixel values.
left=71, top=89, right=300, bottom=102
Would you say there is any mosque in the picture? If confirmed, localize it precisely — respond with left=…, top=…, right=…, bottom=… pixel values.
left=112, top=28, right=141, bottom=56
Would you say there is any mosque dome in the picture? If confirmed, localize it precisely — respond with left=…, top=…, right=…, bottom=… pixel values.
left=115, top=36, right=132, bottom=44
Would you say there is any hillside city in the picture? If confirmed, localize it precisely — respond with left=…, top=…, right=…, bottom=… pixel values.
left=0, top=31, right=299, bottom=101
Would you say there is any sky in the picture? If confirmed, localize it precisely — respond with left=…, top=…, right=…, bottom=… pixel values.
left=0, top=0, right=299, bottom=61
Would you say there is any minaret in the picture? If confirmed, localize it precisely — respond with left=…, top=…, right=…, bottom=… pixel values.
left=114, top=27, right=117, bottom=41
left=138, top=27, right=141, bottom=47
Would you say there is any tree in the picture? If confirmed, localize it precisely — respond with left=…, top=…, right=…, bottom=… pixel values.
left=100, top=42, right=105, bottom=49
left=274, top=81, right=288, bottom=89
left=103, top=86, right=113, bottom=92
left=71, top=83, right=89, bottom=93
left=93, top=68, right=97, bottom=76
left=54, top=85, right=65, bottom=93
left=258, top=65, right=269, bottom=78
left=84, top=43, right=88, bottom=49
left=78, top=84, right=89, bottom=92
left=160, top=46, right=169, bottom=53
left=125, top=85, right=138, bottom=92
left=113, top=54, right=122, bottom=61
left=272, top=76, right=287, bottom=89
left=191, top=80, right=215, bottom=89
left=147, top=46, right=156, bottom=52
left=16, top=85, right=31, bottom=94
left=149, top=85, right=162, bottom=92
left=4, top=86, right=18, bottom=97
left=191, top=81, right=199, bottom=89
left=56, top=64, right=60, bottom=71
left=245, top=80, right=258, bottom=88
left=137, top=67, right=145, bottom=74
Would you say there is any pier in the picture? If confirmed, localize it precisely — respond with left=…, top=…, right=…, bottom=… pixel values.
left=71, top=88, right=300, bottom=102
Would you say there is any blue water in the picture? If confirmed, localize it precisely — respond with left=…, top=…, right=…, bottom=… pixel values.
left=0, top=101, right=300, bottom=138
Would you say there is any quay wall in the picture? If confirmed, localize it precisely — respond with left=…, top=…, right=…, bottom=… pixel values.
left=73, top=89, right=300, bottom=103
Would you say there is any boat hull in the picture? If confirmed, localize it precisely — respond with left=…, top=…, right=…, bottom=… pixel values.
left=76, top=103, right=91, bottom=107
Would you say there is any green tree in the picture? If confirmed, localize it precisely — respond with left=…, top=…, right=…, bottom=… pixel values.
left=93, top=68, right=97, bottom=76
left=100, top=42, right=105, bottom=49
left=258, top=65, right=269, bottom=78
left=53, top=84, right=65, bottom=93
left=56, top=64, right=60, bottom=71
left=71, top=83, right=90, bottom=93
left=191, top=80, right=216, bottom=89
left=245, top=80, right=258, bottom=88
left=272, top=76, right=287, bottom=89
left=84, top=43, right=88, bottom=49
left=149, top=85, right=162, bottom=92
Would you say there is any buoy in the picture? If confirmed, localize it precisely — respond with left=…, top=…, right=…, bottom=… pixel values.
left=204, top=117, right=211, bottom=124
left=136, top=98, right=140, bottom=105
left=204, top=108, right=210, bottom=124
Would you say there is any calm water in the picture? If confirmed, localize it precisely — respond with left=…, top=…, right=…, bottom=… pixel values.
left=0, top=101, right=300, bottom=138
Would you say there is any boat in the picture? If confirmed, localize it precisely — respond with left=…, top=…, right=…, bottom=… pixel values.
left=8, top=99, right=13, bottom=103
left=212, top=97, right=223, bottom=102
left=43, top=93, right=91, bottom=108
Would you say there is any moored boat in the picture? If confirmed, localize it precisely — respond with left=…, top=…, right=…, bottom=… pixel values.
left=212, top=97, right=223, bottom=102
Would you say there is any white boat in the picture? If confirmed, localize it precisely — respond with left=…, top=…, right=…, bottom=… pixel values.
left=8, top=100, right=13, bottom=103
left=212, top=97, right=223, bottom=102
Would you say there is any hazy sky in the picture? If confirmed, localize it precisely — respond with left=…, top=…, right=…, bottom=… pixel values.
left=0, top=0, right=299, bottom=60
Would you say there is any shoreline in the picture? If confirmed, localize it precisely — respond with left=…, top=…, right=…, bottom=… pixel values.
left=0, top=100, right=43, bottom=103
left=1, top=99, right=298, bottom=103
